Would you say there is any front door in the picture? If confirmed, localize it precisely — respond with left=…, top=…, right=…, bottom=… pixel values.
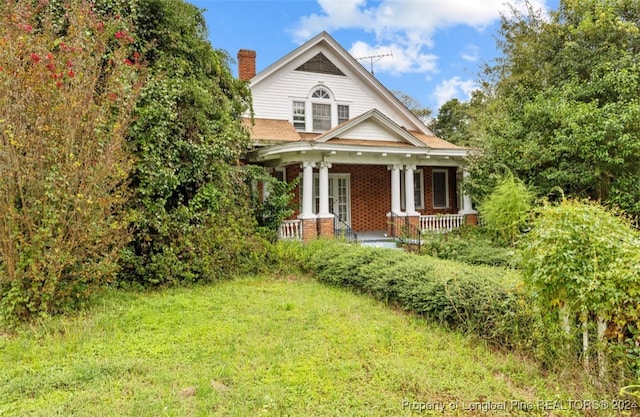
left=330, top=175, right=350, bottom=228
left=313, top=174, right=351, bottom=228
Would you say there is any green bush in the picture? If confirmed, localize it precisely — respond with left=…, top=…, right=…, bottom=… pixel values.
left=267, top=240, right=307, bottom=276
left=419, top=226, right=514, bottom=267
left=519, top=199, right=640, bottom=378
left=119, top=176, right=271, bottom=286
left=0, top=2, right=141, bottom=326
left=480, top=174, right=533, bottom=245
left=299, top=240, right=534, bottom=351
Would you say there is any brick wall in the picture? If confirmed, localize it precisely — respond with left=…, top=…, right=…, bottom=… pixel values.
left=279, top=163, right=459, bottom=232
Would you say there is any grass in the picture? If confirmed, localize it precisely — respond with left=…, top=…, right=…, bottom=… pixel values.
left=0, top=276, right=608, bottom=416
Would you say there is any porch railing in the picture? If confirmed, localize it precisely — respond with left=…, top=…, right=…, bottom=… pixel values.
left=334, top=213, right=357, bottom=243
left=420, top=214, right=465, bottom=233
left=390, top=211, right=421, bottom=251
left=278, top=219, right=302, bottom=241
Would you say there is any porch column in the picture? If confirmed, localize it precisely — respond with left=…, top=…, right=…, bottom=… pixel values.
left=404, top=164, right=418, bottom=215
left=300, top=161, right=315, bottom=218
left=318, top=162, right=331, bottom=216
left=389, top=164, right=402, bottom=214
left=458, top=168, right=478, bottom=225
left=458, top=169, right=477, bottom=214
left=317, top=161, right=334, bottom=238
left=299, top=161, right=318, bottom=241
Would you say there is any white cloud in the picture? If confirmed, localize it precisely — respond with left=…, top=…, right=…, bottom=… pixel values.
left=349, top=40, right=437, bottom=75
left=460, top=44, right=480, bottom=62
left=432, top=76, right=477, bottom=108
left=291, top=0, right=551, bottom=75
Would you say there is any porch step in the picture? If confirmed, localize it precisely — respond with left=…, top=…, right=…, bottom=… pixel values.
left=359, top=239, right=401, bottom=249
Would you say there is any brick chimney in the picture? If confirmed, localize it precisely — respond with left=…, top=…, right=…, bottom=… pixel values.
left=237, top=49, right=256, bottom=80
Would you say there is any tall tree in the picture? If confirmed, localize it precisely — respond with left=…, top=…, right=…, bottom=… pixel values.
left=467, top=0, right=640, bottom=216
left=429, top=91, right=486, bottom=146
left=111, top=0, right=263, bottom=285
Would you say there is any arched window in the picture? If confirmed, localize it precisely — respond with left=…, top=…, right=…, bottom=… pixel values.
left=291, top=86, right=350, bottom=132
left=311, top=88, right=331, bottom=99
left=311, top=87, right=331, bottom=131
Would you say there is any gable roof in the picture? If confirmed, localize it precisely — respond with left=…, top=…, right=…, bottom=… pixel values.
left=249, top=31, right=436, bottom=136
left=313, top=109, right=427, bottom=147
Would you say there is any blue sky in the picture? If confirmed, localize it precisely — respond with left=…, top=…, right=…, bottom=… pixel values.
left=189, top=0, right=560, bottom=114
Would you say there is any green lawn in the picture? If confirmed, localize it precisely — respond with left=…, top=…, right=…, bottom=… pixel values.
left=1, top=276, right=605, bottom=416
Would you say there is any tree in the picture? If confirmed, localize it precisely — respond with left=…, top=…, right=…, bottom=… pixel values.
left=467, top=0, right=640, bottom=216
left=0, top=0, right=142, bottom=323
left=114, top=0, right=264, bottom=285
left=429, top=91, right=486, bottom=146
left=391, top=90, right=432, bottom=123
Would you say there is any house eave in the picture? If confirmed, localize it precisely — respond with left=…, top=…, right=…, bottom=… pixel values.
left=247, top=142, right=469, bottom=166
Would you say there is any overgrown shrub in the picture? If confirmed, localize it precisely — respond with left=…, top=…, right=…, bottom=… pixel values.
left=300, top=240, right=534, bottom=351
left=519, top=199, right=640, bottom=378
left=0, top=1, right=142, bottom=326
left=480, top=174, right=533, bottom=245
left=267, top=240, right=308, bottom=276
left=119, top=170, right=271, bottom=286
left=245, top=165, right=299, bottom=242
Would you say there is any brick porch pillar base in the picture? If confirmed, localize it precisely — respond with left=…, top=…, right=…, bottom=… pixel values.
left=464, top=213, right=478, bottom=226
left=317, top=216, right=334, bottom=239
left=406, top=214, right=420, bottom=230
left=386, top=213, right=404, bottom=238
left=300, top=217, right=318, bottom=242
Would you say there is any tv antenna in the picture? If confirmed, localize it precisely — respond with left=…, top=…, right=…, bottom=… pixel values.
left=356, top=52, right=393, bottom=75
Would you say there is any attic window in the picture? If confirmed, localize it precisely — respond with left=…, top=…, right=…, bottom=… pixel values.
left=295, top=53, right=346, bottom=76
left=312, top=88, right=330, bottom=99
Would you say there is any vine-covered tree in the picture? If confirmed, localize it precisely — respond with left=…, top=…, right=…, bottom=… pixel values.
left=113, top=0, right=264, bottom=285
left=467, top=0, right=640, bottom=216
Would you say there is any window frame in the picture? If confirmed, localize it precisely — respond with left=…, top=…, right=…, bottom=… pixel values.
left=312, top=102, right=331, bottom=131
left=337, top=104, right=349, bottom=125
left=400, top=169, right=424, bottom=210
left=292, top=101, right=306, bottom=131
left=432, top=169, right=449, bottom=209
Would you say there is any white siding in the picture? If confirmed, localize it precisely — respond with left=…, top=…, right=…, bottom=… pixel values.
left=340, top=120, right=404, bottom=142
left=251, top=46, right=415, bottom=130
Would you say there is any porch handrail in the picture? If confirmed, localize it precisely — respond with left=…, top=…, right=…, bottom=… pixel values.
left=390, top=211, right=421, bottom=251
left=420, top=214, right=465, bottom=233
left=333, top=212, right=357, bottom=243
left=278, top=219, right=302, bottom=241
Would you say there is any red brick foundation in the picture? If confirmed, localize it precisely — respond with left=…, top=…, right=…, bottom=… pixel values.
left=386, top=213, right=404, bottom=238
left=406, top=215, right=419, bottom=229
left=465, top=213, right=478, bottom=226
left=301, top=218, right=318, bottom=242
left=317, top=216, right=334, bottom=238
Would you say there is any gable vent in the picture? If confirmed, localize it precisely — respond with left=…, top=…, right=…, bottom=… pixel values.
left=295, top=53, right=345, bottom=76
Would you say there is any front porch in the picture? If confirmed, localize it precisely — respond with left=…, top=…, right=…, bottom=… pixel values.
left=247, top=108, right=478, bottom=243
